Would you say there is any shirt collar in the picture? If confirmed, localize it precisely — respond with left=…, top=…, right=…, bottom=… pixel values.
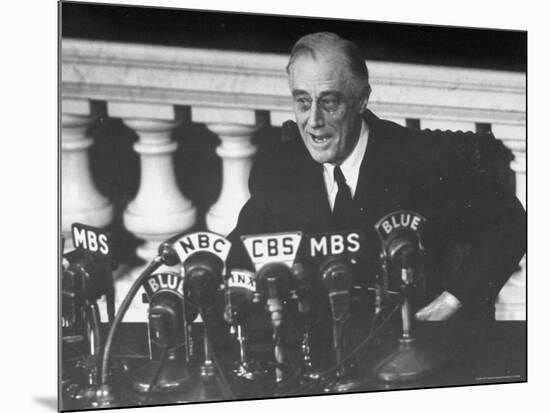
left=323, top=119, right=369, bottom=196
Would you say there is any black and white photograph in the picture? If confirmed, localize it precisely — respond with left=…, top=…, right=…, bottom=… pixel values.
left=58, top=1, right=527, bottom=411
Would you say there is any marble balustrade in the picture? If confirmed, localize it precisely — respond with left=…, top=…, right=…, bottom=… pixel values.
left=61, top=39, right=526, bottom=321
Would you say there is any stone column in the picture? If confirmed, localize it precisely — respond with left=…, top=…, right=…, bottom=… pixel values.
left=205, top=123, right=257, bottom=236
left=61, top=99, right=113, bottom=252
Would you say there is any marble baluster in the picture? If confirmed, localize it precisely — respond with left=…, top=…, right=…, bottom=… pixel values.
left=122, top=118, right=197, bottom=263
left=205, top=123, right=257, bottom=236
left=61, top=99, right=113, bottom=252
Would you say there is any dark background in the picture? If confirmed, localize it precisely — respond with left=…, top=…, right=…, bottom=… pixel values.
left=61, top=1, right=526, bottom=72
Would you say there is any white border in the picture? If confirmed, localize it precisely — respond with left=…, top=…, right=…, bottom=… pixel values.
left=5, top=0, right=544, bottom=412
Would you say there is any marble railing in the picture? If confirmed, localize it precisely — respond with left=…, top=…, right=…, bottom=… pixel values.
left=61, top=39, right=526, bottom=320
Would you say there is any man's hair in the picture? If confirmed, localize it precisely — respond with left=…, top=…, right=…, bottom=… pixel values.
left=286, top=32, right=371, bottom=99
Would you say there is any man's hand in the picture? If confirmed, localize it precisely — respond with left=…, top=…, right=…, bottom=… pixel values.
left=415, top=291, right=462, bottom=321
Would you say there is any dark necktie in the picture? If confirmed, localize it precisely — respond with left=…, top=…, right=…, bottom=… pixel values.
left=332, top=166, right=355, bottom=230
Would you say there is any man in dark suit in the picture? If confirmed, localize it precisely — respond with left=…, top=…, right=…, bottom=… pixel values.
left=227, top=32, right=525, bottom=321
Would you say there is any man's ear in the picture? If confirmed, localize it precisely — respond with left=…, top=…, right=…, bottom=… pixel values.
left=282, top=120, right=300, bottom=142
left=359, top=97, right=368, bottom=112
left=363, top=84, right=372, bottom=106
left=358, top=84, right=371, bottom=112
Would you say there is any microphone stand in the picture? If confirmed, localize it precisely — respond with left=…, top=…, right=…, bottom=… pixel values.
left=180, top=252, right=234, bottom=402
left=374, top=261, right=441, bottom=382
left=132, top=346, right=192, bottom=402
left=268, top=291, right=286, bottom=385
left=256, top=263, right=292, bottom=389
left=180, top=310, right=235, bottom=402
left=131, top=295, right=193, bottom=398
left=323, top=302, right=361, bottom=392
left=299, top=325, right=319, bottom=381
left=71, top=302, right=102, bottom=402
left=61, top=257, right=120, bottom=408
left=231, top=323, right=267, bottom=381
left=321, top=258, right=362, bottom=393
left=292, top=263, right=321, bottom=382
left=90, top=240, right=192, bottom=408
left=332, top=314, right=346, bottom=380
left=189, top=321, right=226, bottom=399
left=224, top=285, right=265, bottom=382
left=233, top=324, right=249, bottom=376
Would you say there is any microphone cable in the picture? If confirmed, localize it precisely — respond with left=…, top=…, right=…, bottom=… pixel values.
left=100, top=256, right=164, bottom=386
left=282, top=299, right=401, bottom=396
left=143, top=346, right=169, bottom=404
left=200, top=309, right=237, bottom=400
left=368, top=288, right=401, bottom=333
left=88, top=302, right=102, bottom=361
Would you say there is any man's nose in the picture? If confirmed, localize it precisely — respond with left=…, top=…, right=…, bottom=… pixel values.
left=307, top=102, right=324, bottom=129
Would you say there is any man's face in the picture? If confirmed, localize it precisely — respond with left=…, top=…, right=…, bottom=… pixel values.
left=288, top=54, right=364, bottom=165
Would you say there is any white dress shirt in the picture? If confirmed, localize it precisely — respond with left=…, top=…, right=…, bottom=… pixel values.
left=322, top=120, right=369, bottom=211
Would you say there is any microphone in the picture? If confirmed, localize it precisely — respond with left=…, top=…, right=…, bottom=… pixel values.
left=183, top=250, right=224, bottom=315
left=132, top=271, right=192, bottom=394
left=97, top=231, right=232, bottom=405
left=62, top=248, right=115, bottom=334
left=149, top=293, right=181, bottom=347
left=300, top=230, right=365, bottom=392
left=176, top=233, right=235, bottom=401
left=373, top=210, right=441, bottom=383
left=318, top=255, right=361, bottom=392
left=385, top=230, right=423, bottom=290
left=223, top=269, right=266, bottom=382
left=240, top=231, right=303, bottom=386
left=223, top=269, right=256, bottom=326
left=320, top=257, right=353, bottom=323
left=61, top=224, right=117, bottom=407
left=292, top=262, right=313, bottom=315
left=61, top=254, right=85, bottom=336
left=375, top=211, right=425, bottom=290
left=62, top=249, right=114, bottom=304
left=256, top=263, right=292, bottom=327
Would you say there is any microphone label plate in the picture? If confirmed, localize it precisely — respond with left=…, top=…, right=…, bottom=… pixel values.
left=142, top=271, right=185, bottom=299
left=303, top=230, right=363, bottom=259
left=227, top=269, right=256, bottom=292
left=173, top=232, right=231, bottom=264
left=71, top=223, right=111, bottom=256
left=241, top=231, right=303, bottom=271
left=374, top=210, right=426, bottom=241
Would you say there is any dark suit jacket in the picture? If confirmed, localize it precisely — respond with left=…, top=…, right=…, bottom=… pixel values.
left=227, top=110, right=526, bottom=320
